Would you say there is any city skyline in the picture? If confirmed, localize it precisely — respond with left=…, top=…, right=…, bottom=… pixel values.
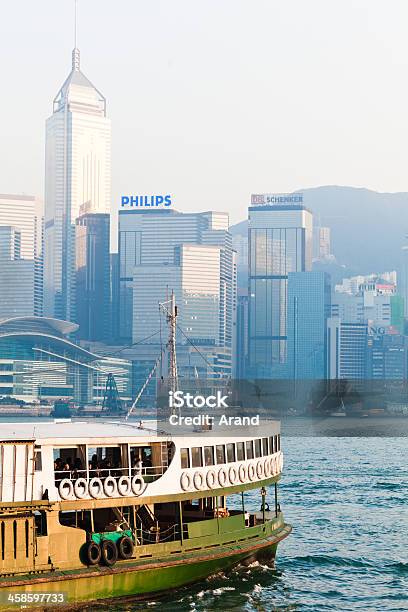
left=2, top=0, right=408, bottom=235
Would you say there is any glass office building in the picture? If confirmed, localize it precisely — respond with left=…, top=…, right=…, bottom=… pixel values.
left=248, top=196, right=313, bottom=378
left=75, top=212, right=111, bottom=342
left=118, top=208, right=235, bottom=384
left=287, top=271, right=331, bottom=380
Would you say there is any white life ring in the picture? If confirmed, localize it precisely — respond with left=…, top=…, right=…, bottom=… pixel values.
left=206, top=469, right=218, bottom=489
left=256, top=460, right=264, bottom=480
left=238, top=463, right=247, bottom=483
left=193, top=471, right=205, bottom=490
left=278, top=452, right=283, bottom=472
left=59, top=478, right=74, bottom=500
left=89, top=477, right=104, bottom=499
left=73, top=478, right=88, bottom=499
left=264, top=457, right=271, bottom=478
left=248, top=462, right=256, bottom=482
left=180, top=471, right=192, bottom=491
left=270, top=455, right=277, bottom=475
left=131, top=474, right=145, bottom=496
left=103, top=476, right=118, bottom=498
left=118, top=475, right=132, bottom=496
left=218, top=467, right=228, bottom=487
left=228, top=465, right=238, bottom=485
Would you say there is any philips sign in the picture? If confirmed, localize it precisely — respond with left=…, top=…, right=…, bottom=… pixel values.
left=251, top=193, right=304, bottom=206
left=121, top=195, right=172, bottom=207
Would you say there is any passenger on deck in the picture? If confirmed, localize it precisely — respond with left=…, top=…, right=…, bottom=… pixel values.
left=133, top=459, right=143, bottom=475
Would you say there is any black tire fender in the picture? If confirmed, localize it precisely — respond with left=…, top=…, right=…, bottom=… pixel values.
left=118, top=535, right=134, bottom=559
left=86, top=541, right=101, bottom=566
left=101, top=539, right=118, bottom=566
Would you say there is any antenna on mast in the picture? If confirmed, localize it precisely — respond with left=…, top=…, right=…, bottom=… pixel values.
left=72, top=0, right=80, bottom=70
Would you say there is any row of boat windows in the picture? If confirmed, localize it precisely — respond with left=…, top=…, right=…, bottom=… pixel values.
left=180, top=435, right=281, bottom=469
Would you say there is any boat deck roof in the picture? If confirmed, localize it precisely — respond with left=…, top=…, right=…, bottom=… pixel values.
left=0, top=419, right=280, bottom=442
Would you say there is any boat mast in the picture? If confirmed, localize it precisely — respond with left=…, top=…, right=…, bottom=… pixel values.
left=167, top=290, right=178, bottom=399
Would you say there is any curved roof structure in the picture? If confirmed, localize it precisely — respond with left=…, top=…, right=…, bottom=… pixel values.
left=0, top=316, right=78, bottom=337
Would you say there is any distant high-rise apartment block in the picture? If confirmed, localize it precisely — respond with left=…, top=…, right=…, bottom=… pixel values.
left=235, top=289, right=249, bottom=378
left=118, top=208, right=236, bottom=380
left=313, top=226, right=334, bottom=262
left=327, top=320, right=368, bottom=380
left=0, top=194, right=43, bottom=317
left=331, top=290, right=392, bottom=328
left=75, top=210, right=111, bottom=342
left=247, top=193, right=313, bottom=378
left=44, top=47, right=111, bottom=322
left=287, top=271, right=331, bottom=380
left=0, top=194, right=43, bottom=260
left=0, top=227, right=37, bottom=318
left=402, top=241, right=408, bottom=317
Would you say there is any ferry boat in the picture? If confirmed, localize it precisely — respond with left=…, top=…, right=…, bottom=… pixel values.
left=0, top=419, right=291, bottom=608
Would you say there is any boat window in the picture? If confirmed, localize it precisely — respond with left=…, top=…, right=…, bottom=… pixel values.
left=130, top=446, right=153, bottom=475
left=34, top=451, right=42, bottom=471
left=34, top=511, right=47, bottom=536
left=191, top=447, right=203, bottom=468
left=204, top=446, right=214, bottom=466
left=180, top=448, right=190, bottom=469
left=254, top=439, right=262, bottom=458
left=276, top=435, right=281, bottom=451
left=54, top=446, right=87, bottom=481
left=216, top=445, right=226, bottom=464
left=226, top=443, right=235, bottom=463
left=246, top=440, right=254, bottom=460
left=262, top=438, right=269, bottom=456
left=236, top=442, right=245, bottom=461
left=269, top=436, right=275, bottom=453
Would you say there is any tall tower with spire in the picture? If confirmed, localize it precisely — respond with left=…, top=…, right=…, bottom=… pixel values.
left=43, top=17, right=111, bottom=321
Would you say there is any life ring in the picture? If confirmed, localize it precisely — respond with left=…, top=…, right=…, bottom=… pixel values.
left=264, top=457, right=271, bottom=478
left=228, top=465, right=238, bottom=485
left=206, top=469, right=218, bottom=489
left=89, top=477, right=104, bottom=499
left=180, top=471, right=191, bottom=491
left=117, top=475, right=132, bottom=496
left=238, top=463, right=247, bottom=483
left=273, top=455, right=279, bottom=475
left=73, top=477, right=88, bottom=499
left=58, top=478, right=74, bottom=500
left=256, top=460, right=264, bottom=479
left=278, top=452, right=283, bottom=472
left=131, top=475, right=145, bottom=496
left=193, top=471, right=205, bottom=490
left=103, top=476, right=118, bottom=498
left=218, top=467, right=228, bottom=487
left=248, top=462, right=256, bottom=482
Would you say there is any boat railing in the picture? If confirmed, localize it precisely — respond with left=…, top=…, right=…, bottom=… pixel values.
left=136, top=522, right=181, bottom=545
left=54, top=464, right=166, bottom=485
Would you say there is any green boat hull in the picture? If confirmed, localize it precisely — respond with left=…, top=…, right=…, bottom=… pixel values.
left=0, top=522, right=291, bottom=609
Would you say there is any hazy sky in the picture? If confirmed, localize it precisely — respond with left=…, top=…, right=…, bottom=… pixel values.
left=2, top=0, right=408, bottom=233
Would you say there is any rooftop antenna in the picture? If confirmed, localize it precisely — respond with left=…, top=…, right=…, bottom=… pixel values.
left=72, top=0, right=80, bottom=71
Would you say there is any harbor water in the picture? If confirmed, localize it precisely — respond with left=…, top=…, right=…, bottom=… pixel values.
left=81, top=436, right=408, bottom=611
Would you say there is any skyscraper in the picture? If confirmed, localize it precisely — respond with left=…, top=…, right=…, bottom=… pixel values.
left=248, top=193, right=313, bottom=378
left=287, top=271, right=331, bottom=380
left=0, top=194, right=43, bottom=315
left=118, top=208, right=236, bottom=382
left=0, top=227, right=36, bottom=318
left=75, top=210, right=111, bottom=342
left=44, top=47, right=111, bottom=322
